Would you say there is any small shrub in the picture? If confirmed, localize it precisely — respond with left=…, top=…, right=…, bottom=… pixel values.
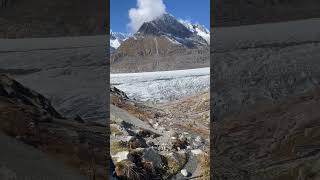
left=115, top=160, right=143, bottom=180
left=160, top=153, right=187, bottom=178
left=172, top=139, right=188, bottom=150
left=128, top=139, right=143, bottom=149
left=111, top=141, right=128, bottom=154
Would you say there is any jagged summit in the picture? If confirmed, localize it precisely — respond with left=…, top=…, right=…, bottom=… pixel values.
left=137, top=13, right=193, bottom=38
left=110, top=30, right=131, bottom=50
left=110, top=13, right=210, bottom=72
left=179, top=20, right=210, bottom=44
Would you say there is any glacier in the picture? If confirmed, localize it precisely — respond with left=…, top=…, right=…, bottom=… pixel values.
left=111, top=67, right=210, bottom=102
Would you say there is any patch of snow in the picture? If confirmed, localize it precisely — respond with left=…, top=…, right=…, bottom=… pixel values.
left=179, top=19, right=194, bottom=31
left=181, top=169, right=189, bottom=177
left=110, top=31, right=131, bottom=49
left=179, top=19, right=210, bottom=44
left=196, top=28, right=210, bottom=44
left=164, top=36, right=181, bottom=45
left=110, top=39, right=121, bottom=49
left=191, top=149, right=204, bottom=155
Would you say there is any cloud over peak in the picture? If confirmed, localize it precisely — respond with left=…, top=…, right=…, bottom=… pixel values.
left=128, top=0, right=166, bottom=32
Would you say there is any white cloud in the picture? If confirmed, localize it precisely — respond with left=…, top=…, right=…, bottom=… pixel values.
left=128, top=0, right=166, bottom=32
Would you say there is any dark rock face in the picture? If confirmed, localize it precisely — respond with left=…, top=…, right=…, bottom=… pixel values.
left=138, top=14, right=193, bottom=39
left=110, top=86, right=129, bottom=100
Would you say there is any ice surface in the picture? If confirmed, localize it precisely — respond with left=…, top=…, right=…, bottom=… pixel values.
left=111, top=68, right=210, bottom=102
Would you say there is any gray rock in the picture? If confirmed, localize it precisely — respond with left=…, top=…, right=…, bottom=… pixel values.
left=146, top=140, right=155, bottom=147
left=179, top=135, right=187, bottom=142
left=195, top=136, right=203, bottom=143
left=126, top=136, right=134, bottom=142
left=140, top=148, right=163, bottom=168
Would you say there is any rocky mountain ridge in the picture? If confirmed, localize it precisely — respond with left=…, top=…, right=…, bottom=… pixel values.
left=138, top=14, right=193, bottom=39
left=179, top=19, right=210, bottom=44
left=111, top=13, right=209, bottom=73
left=110, top=31, right=131, bottom=52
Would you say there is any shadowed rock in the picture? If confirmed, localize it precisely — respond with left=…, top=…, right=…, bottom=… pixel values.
left=0, top=75, right=107, bottom=179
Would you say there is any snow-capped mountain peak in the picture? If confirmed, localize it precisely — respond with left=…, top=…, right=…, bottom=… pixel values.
left=110, top=30, right=131, bottom=49
left=110, top=13, right=210, bottom=56
left=179, top=20, right=210, bottom=44
left=133, top=13, right=209, bottom=47
left=137, top=13, right=193, bottom=39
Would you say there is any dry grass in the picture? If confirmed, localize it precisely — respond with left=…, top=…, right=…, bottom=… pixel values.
left=198, top=153, right=210, bottom=180
left=115, top=160, right=142, bottom=179
left=110, top=141, right=128, bottom=155
left=175, top=123, right=209, bottom=137
left=110, top=126, right=123, bottom=136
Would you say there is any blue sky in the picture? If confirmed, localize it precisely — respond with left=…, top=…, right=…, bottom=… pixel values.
left=110, top=0, right=210, bottom=33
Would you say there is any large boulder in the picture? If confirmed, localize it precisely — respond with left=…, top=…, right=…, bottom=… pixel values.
left=130, top=148, right=163, bottom=168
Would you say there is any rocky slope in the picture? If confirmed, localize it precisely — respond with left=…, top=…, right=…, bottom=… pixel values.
left=213, top=0, right=320, bottom=26
left=110, top=86, right=210, bottom=179
left=0, top=0, right=106, bottom=38
left=0, top=74, right=107, bottom=179
left=111, top=13, right=209, bottom=73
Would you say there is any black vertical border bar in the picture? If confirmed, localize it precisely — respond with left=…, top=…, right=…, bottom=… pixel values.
left=210, top=0, right=214, bottom=179
left=106, top=0, right=111, bottom=178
